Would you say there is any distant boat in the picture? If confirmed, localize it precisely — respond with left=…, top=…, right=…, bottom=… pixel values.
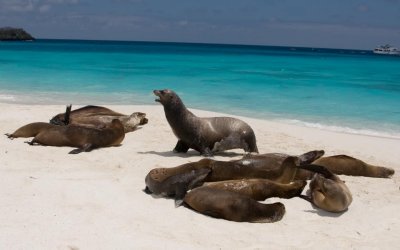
left=373, top=44, right=400, bottom=55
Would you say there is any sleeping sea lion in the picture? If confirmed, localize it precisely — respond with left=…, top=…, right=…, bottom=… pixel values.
left=25, top=119, right=125, bottom=154
left=183, top=186, right=285, bottom=223
left=144, top=150, right=324, bottom=200
left=311, top=155, right=394, bottom=178
left=298, top=164, right=353, bottom=213
left=203, top=179, right=307, bottom=200
left=5, top=122, right=55, bottom=139
left=153, top=89, right=258, bottom=156
left=50, top=105, right=148, bottom=133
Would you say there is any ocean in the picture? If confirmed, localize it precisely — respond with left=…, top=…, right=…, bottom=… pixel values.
left=1, top=39, right=399, bottom=138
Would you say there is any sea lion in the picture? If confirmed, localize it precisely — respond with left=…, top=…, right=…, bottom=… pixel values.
left=144, top=158, right=213, bottom=205
left=298, top=164, right=353, bottom=213
left=26, top=119, right=125, bottom=154
left=153, top=89, right=258, bottom=156
left=203, top=179, right=307, bottom=201
left=183, top=186, right=285, bottom=223
left=50, top=105, right=148, bottom=133
left=310, top=155, right=395, bottom=178
left=144, top=150, right=323, bottom=200
left=5, top=122, right=56, bottom=139
left=206, top=154, right=300, bottom=183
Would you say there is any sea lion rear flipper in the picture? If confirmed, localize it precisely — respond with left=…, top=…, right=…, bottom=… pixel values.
left=4, top=133, right=14, bottom=139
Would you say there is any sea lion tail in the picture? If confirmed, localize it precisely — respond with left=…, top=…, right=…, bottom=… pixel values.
left=297, top=164, right=335, bottom=179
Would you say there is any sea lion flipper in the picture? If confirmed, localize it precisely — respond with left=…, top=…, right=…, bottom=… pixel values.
left=143, top=186, right=152, bottom=194
left=299, top=194, right=313, bottom=203
left=64, top=104, right=72, bottom=125
left=175, top=199, right=184, bottom=207
left=187, top=169, right=211, bottom=190
left=4, top=133, right=14, bottom=139
left=173, top=140, right=190, bottom=153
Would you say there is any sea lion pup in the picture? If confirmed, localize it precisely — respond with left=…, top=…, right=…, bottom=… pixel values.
left=297, top=164, right=352, bottom=213
left=5, top=122, right=56, bottom=139
left=50, top=105, right=148, bottom=133
left=183, top=186, right=285, bottom=223
left=311, top=155, right=395, bottom=178
left=26, top=119, right=125, bottom=154
left=153, top=89, right=258, bottom=156
left=203, top=179, right=307, bottom=201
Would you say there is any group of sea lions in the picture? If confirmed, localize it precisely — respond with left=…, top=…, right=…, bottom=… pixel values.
left=5, top=89, right=396, bottom=223
left=5, top=105, right=148, bottom=154
left=145, top=89, right=395, bottom=222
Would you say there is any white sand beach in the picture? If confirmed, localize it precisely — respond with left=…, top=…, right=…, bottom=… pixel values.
left=1, top=103, right=399, bottom=249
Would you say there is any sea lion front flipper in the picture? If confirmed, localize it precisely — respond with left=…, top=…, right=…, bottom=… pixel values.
left=299, top=194, right=313, bottom=203
left=69, top=144, right=93, bottom=154
left=64, top=104, right=72, bottom=125
left=187, top=169, right=211, bottom=190
left=143, top=186, right=152, bottom=194
left=173, top=140, right=189, bottom=153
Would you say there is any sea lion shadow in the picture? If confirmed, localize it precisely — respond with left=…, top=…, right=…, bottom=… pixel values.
left=138, top=150, right=200, bottom=158
left=138, top=150, right=243, bottom=158
left=303, top=209, right=345, bottom=218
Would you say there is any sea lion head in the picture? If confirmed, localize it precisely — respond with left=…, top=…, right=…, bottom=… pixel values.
left=50, top=105, right=72, bottom=125
left=153, top=89, right=183, bottom=108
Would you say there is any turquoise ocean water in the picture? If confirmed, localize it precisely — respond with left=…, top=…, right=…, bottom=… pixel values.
left=1, top=39, right=400, bottom=138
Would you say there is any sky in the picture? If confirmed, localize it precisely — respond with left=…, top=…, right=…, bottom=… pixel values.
left=0, top=0, right=399, bottom=49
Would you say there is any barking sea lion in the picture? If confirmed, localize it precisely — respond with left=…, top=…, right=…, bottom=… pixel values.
left=153, top=89, right=258, bottom=156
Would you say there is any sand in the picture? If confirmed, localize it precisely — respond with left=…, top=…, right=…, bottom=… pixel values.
left=0, top=103, right=399, bottom=249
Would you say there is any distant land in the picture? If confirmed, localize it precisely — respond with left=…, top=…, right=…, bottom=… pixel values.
left=0, top=27, right=35, bottom=41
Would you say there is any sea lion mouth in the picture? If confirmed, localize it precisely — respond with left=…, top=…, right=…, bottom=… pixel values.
left=153, top=90, right=161, bottom=102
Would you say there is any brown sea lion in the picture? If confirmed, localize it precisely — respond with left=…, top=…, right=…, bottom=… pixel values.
left=5, top=122, right=56, bottom=139
left=298, top=164, right=352, bottom=213
left=183, top=186, right=285, bottom=223
left=144, top=150, right=324, bottom=201
left=203, top=179, right=307, bottom=200
left=25, top=119, right=125, bottom=154
left=153, top=89, right=258, bottom=156
left=311, top=155, right=395, bottom=178
left=50, top=105, right=148, bottom=133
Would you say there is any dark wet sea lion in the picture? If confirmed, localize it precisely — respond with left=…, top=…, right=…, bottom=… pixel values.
left=26, top=119, right=125, bottom=154
left=153, top=89, right=258, bottom=156
left=184, top=186, right=285, bottom=223
left=298, top=164, right=352, bottom=213
left=50, top=105, right=148, bottom=133
left=5, top=122, right=56, bottom=139
left=203, top=179, right=307, bottom=201
left=312, top=155, right=395, bottom=178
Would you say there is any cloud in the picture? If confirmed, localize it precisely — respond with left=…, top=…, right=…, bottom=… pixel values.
left=0, top=0, right=78, bottom=13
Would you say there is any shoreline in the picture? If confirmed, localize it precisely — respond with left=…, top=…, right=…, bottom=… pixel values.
left=1, top=103, right=400, bottom=249
left=1, top=93, right=400, bottom=140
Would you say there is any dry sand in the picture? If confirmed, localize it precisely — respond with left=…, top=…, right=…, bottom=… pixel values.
left=0, top=103, right=399, bottom=249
